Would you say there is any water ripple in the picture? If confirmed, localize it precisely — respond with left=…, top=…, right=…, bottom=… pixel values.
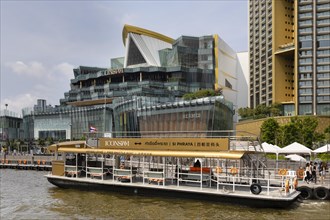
left=1, top=170, right=329, bottom=219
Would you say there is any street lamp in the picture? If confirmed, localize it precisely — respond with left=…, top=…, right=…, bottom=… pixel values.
left=5, top=104, right=8, bottom=116
left=69, top=124, right=72, bottom=141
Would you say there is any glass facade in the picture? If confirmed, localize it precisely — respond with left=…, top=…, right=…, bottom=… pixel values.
left=250, top=0, right=330, bottom=116
left=22, top=105, right=112, bottom=141
left=249, top=0, right=274, bottom=108
left=0, top=114, right=23, bottom=142
left=111, top=96, right=233, bottom=137
left=21, top=27, right=237, bottom=141
left=297, top=0, right=330, bottom=116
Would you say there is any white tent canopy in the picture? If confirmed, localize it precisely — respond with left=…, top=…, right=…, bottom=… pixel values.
left=261, top=142, right=281, bottom=154
left=285, top=154, right=307, bottom=162
left=279, top=142, right=312, bottom=155
left=313, top=144, right=330, bottom=153
left=245, top=143, right=280, bottom=153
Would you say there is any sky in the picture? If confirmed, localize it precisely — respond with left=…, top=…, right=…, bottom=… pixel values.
left=1, top=0, right=248, bottom=115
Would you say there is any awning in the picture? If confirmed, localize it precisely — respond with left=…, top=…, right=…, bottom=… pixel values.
left=57, top=147, right=245, bottom=159
left=47, top=141, right=86, bottom=152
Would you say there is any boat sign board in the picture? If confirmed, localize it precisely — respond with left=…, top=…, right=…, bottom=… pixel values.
left=99, top=138, right=229, bottom=151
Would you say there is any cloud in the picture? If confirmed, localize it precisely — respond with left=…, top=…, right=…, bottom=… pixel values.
left=1, top=93, right=38, bottom=116
left=2, top=61, right=75, bottom=114
left=50, top=62, right=75, bottom=80
left=5, top=61, right=46, bottom=78
left=5, top=61, right=74, bottom=81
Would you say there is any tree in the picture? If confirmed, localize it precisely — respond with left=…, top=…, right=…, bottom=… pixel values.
left=238, top=103, right=282, bottom=120
left=324, top=125, right=330, bottom=142
left=299, top=117, right=319, bottom=148
left=46, top=137, right=54, bottom=145
left=182, top=89, right=221, bottom=100
left=269, top=103, right=282, bottom=116
left=263, top=116, right=323, bottom=149
left=38, top=138, right=45, bottom=147
left=260, top=118, right=280, bottom=144
left=255, top=104, right=270, bottom=117
left=238, top=107, right=254, bottom=118
left=278, top=122, right=301, bottom=147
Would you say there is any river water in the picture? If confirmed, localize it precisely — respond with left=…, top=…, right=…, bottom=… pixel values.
left=1, top=169, right=329, bottom=220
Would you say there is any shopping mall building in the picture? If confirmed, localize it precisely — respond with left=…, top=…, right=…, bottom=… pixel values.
left=20, top=24, right=248, bottom=140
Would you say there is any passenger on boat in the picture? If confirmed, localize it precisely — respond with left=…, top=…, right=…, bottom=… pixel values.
left=320, top=162, right=327, bottom=184
left=304, top=163, right=312, bottom=183
left=194, top=160, right=201, bottom=168
left=311, top=162, right=317, bottom=183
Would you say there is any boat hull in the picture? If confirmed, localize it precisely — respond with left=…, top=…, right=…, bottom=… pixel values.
left=47, top=175, right=300, bottom=209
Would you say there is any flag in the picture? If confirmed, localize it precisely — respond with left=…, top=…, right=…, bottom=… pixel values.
left=89, top=126, right=97, bottom=132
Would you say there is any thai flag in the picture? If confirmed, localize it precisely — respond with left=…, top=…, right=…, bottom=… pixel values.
left=89, top=126, right=97, bottom=132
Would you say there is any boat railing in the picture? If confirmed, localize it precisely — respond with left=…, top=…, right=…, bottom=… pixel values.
left=212, top=175, right=296, bottom=196
left=64, top=165, right=82, bottom=177
left=86, top=167, right=109, bottom=179
left=113, top=168, right=134, bottom=182
left=178, top=172, right=212, bottom=189
left=143, top=171, right=165, bottom=186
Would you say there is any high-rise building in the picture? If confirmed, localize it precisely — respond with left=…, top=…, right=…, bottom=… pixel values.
left=21, top=25, right=248, bottom=140
left=249, top=0, right=330, bottom=116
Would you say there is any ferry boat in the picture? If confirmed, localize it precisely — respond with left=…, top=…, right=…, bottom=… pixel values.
left=46, top=132, right=300, bottom=208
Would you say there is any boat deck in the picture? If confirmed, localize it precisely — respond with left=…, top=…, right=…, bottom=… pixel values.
left=46, top=174, right=299, bottom=202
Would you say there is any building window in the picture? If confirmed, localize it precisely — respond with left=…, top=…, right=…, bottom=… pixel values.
left=298, top=104, right=312, bottom=115
left=318, top=40, right=330, bottom=48
left=225, top=79, right=232, bottom=89
left=317, top=104, right=330, bottom=115
left=317, top=96, right=330, bottom=102
left=299, top=40, right=313, bottom=48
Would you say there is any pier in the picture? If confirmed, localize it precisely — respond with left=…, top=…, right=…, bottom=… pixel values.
left=0, top=154, right=53, bottom=171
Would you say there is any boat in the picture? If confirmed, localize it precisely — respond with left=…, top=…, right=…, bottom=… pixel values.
left=46, top=132, right=300, bottom=208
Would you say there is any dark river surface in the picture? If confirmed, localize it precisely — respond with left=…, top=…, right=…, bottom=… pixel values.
left=1, top=169, right=329, bottom=220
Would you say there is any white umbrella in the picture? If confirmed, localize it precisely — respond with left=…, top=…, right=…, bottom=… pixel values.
left=313, top=144, right=330, bottom=153
left=285, top=154, right=306, bottom=162
left=261, top=142, right=280, bottom=154
left=280, top=142, right=312, bottom=155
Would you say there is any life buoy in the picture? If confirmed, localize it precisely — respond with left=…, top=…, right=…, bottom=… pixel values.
left=313, top=187, right=329, bottom=200
left=278, top=169, right=287, bottom=176
left=230, top=167, right=238, bottom=175
left=285, top=179, right=290, bottom=193
left=42, top=160, right=46, bottom=165
left=37, top=160, right=41, bottom=165
left=296, top=169, right=304, bottom=179
left=297, top=186, right=313, bottom=200
left=24, top=160, right=27, bottom=164
left=293, top=177, right=298, bottom=189
left=250, top=183, right=262, bottom=195
left=18, top=160, right=21, bottom=164
left=216, top=167, right=222, bottom=174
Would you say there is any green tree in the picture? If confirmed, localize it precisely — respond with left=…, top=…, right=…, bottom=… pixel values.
left=324, top=125, right=330, bottom=142
left=269, top=103, right=282, bottom=116
left=46, top=137, right=54, bottom=145
left=255, top=104, right=270, bottom=117
left=238, top=107, right=254, bottom=118
left=278, top=122, right=301, bottom=147
left=276, top=116, right=321, bottom=149
left=182, top=93, right=195, bottom=100
left=299, top=117, right=319, bottom=148
left=38, top=138, right=45, bottom=147
left=260, top=118, right=280, bottom=144
left=182, top=89, right=221, bottom=100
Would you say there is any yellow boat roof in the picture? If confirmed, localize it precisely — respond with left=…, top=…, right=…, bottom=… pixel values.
left=57, top=147, right=245, bottom=159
